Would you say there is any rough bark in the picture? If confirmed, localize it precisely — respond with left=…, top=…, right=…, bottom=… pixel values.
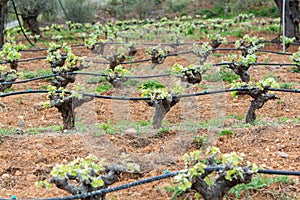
left=227, top=63, right=250, bottom=83
left=192, top=167, right=253, bottom=200
left=246, top=94, right=279, bottom=124
left=50, top=164, right=130, bottom=200
left=274, top=0, right=300, bottom=40
left=51, top=96, right=94, bottom=130
left=237, top=87, right=279, bottom=124
left=0, top=72, right=17, bottom=92
left=0, top=0, right=8, bottom=48
left=183, top=68, right=202, bottom=84
left=21, top=14, right=40, bottom=35
left=148, top=97, right=180, bottom=129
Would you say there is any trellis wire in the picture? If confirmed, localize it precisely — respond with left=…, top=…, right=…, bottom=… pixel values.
left=0, top=87, right=299, bottom=100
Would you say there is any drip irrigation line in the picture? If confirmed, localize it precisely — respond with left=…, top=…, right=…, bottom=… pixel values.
left=1, top=87, right=299, bottom=100
left=269, top=88, right=300, bottom=93
left=10, top=0, right=35, bottom=47
left=257, top=49, right=293, bottom=55
left=17, top=56, right=47, bottom=63
left=0, top=74, right=55, bottom=85
left=69, top=72, right=171, bottom=79
left=120, top=58, right=152, bottom=64
left=212, top=62, right=298, bottom=67
left=1, top=168, right=299, bottom=200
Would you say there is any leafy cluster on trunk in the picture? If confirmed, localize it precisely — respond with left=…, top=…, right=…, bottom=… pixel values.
left=191, top=42, right=212, bottom=65
left=171, top=63, right=210, bottom=85
left=291, top=47, right=300, bottom=71
left=0, top=66, right=17, bottom=92
left=44, top=42, right=92, bottom=130
left=225, top=35, right=264, bottom=83
left=0, top=37, right=25, bottom=71
left=139, top=80, right=181, bottom=129
left=145, top=46, right=169, bottom=68
left=36, top=155, right=140, bottom=200
left=168, top=147, right=260, bottom=200
left=231, top=78, right=280, bottom=124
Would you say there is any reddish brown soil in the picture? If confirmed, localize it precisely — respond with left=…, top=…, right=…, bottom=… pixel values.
left=0, top=32, right=299, bottom=199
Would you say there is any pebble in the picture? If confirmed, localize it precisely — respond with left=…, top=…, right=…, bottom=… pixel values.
left=277, top=151, right=289, bottom=158
left=124, top=128, right=137, bottom=135
left=1, top=173, right=10, bottom=180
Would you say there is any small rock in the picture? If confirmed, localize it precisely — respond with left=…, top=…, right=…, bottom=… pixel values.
left=15, top=128, right=25, bottom=135
left=15, top=170, right=22, bottom=176
left=277, top=151, right=289, bottom=158
left=1, top=173, right=10, bottom=180
left=124, top=128, right=137, bottom=135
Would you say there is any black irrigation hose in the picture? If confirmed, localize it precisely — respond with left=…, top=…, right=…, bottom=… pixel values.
left=10, top=0, right=35, bottom=47
left=1, top=87, right=299, bottom=100
left=0, top=57, right=47, bottom=65
left=0, top=74, right=55, bottom=85
left=212, top=62, right=298, bottom=67
left=69, top=71, right=171, bottom=79
left=1, top=168, right=299, bottom=200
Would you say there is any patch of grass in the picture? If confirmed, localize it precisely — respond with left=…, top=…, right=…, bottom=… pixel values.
left=204, top=66, right=239, bottom=83
left=228, top=175, right=292, bottom=199
left=263, top=73, right=281, bottom=82
left=212, top=53, right=225, bottom=58
left=0, top=128, right=16, bottom=135
left=122, top=79, right=140, bottom=87
left=291, top=66, right=300, bottom=73
left=95, top=83, right=112, bottom=93
left=219, top=129, right=234, bottom=137
left=139, top=120, right=151, bottom=127
left=100, top=120, right=117, bottom=134
left=157, top=127, right=170, bottom=135
left=22, top=69, right=54, bottom=81
left=192, top=135, right=207, bottom=148
left=227, top=114, right=244, bottom=121
left=221, top=28, right=244, bottom=38
left=28, top=125, right=62, bottom=134
left=280, top=82, right=293, bottom=89
left=264, top=24, right=280, bottom=34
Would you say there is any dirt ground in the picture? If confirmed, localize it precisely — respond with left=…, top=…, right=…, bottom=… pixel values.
left=0, top=32, right=299, bottom=199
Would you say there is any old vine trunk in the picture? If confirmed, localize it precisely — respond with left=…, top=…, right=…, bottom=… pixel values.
left=0, top=0, right=8, bottom=47
left=274, top=0, right=300, bottom=39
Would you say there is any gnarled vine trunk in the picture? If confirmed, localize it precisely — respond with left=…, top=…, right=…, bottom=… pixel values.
left=246, top=94, right=279, bottom=124
left=0, top=0, right=8, bottom=47
left=274, top=0, right=300, bottom=40
left=150, top=97, right=180, bottom=129
left=21, top=14, right=40, bottom=35
left=192, top=168, right=253, bottom=200
left=51, top=96, right=94, bottom=130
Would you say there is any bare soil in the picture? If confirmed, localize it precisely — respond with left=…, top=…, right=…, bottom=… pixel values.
left=0, top=33, right=299, bottom=199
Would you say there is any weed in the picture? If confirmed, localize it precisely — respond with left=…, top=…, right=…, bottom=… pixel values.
left=204, top=66, right=239, bottom=83
left=139, top=120, right=151, bottom=127
left=122, top=79, right=140, bottom=87
left=219, top=129, right=234, bottom=137
left=192, top=135, right=207, bottom=148
left=228, top=175, right=292, bottom=199
left=95, top=83, right=112, bottom=93
left=22, top=69, right=54, bottom=81
left=263, top=73, right=281, bottom=82
left=157, top=127, right=170, bottom=135
left=280, top=82, right=293, bottom=89
left=0, top=128, right=16, bottom=135
left=100, top=121, right=116, bottom=134
left=28, top=125, right=62, bottom=134
left=291, top=67, right=300, bottom=73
